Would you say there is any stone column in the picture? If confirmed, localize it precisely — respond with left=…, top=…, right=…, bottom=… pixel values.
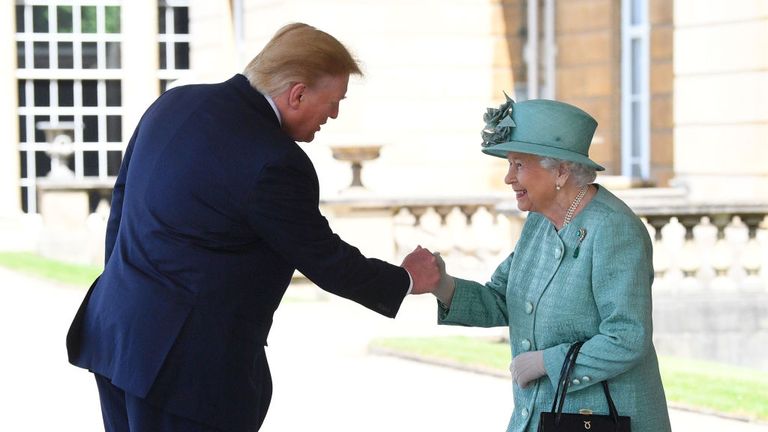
left=37, top=184, right=91, bottom=264
left=122, top=0, right=160, bottom=139
left=190, top=0, right=237, bottom=81
left=673, top=0, right=768, bottom=201
left=0, top=1, right=21, bottom=217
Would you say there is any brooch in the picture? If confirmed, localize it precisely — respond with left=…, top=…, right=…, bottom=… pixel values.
left=573, top=227, right=587, bottom=258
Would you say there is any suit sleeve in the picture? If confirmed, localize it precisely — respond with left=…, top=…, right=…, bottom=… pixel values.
left=543, top=213, right=655, bottom=392
left=104, top=125, right=139, bottom=264
left=245, top=152, right=408, bottom=318
left=437, top=253, right=512, bottom=327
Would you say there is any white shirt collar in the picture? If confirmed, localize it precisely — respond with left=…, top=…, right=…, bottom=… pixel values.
left=263, top=93, right=282, bottom=125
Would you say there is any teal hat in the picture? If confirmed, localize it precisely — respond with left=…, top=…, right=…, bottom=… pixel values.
left=480, top=94, right=604, bottom=171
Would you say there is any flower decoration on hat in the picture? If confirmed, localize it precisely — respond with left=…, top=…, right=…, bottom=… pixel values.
left=481, top=92, right=516, bottom=148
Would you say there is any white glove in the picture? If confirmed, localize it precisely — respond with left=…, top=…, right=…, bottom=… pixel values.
left=511, top=350, right=545, bottom=388
left=433, top=252, right=456, bottom=306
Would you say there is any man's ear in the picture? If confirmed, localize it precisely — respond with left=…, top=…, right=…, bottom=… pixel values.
left=287, top=82, right=306, bottom=109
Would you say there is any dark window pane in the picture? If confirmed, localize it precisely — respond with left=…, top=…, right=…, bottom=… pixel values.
left=35, top=150, right=52, bottom=177
left=107, top=151, right=122, bottom=176
left=17, top=41, right=25, bottom=68
left=632, top=101, right=641, bottom=154
left=158, top=8, right=166, bottom=33
left=81, top=6, right=97, bottom=33
left=106, top=42, right=121, bottom=69
left=107, top=116, right=122, bottom=142
left=66, top=150, right=76, bottom=173
left=105, top=6, right=121, bottom=33
left=631, top=0, right=644, bottom=25
left=60, top=115, right=74, bottom=122
left=19, top=116, right=27, bottom=142
left=33, top=116, right=51, bottom=142
left=16, top=5, right=25, bottom=33
left=83, top=151, right=99, bottom=176
left=83, top=80, right=98, bottom=106
left=106, top=80, right=121, bottom=106
left=82, top=42, right=98, bottom=69
left=175, top=42, right=189, bottom=69
left=58, top=42, right=74, bottom=68
left=88, top=191, right=102, bottom=212
left=159, top=42, right=167, bottom=69
left=160, top=80, right=170, bottom=93
left=631, top=39, right=641, bottom=94
left=83, top=115, right=98, bottom=142
left=59, top=80, right=74, bottom=106
left=33, top=5, right=49, bottom=33
left=20, top=151, right=28, bottom=178
left=21, top=186, right=28, bottom=213
left=174, top=7, right=189, bottom=34
left=33, top=42, right=50, bottom=68
left=17, top=81, right=26, bottom=106
left=57, top=6, right=73, bottom=33
left=34, top=115, right=50, bottom=142
left=33, top=80, right=50, bottom=107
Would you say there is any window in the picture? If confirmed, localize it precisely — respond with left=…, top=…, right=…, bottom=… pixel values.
left=15, top=1, right=123, bottom=213
left=621, top=0, right=650, bottom=179
left=158, top=0, right=190, bottom=93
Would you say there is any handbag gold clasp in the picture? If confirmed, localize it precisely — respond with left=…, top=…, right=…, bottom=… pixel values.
left=578, top=408, right=593, bottom=415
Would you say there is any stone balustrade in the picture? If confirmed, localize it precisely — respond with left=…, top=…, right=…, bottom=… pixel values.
left=321, top=188, right=768, bottom=369
left=322, top=187, right=768, bottom=291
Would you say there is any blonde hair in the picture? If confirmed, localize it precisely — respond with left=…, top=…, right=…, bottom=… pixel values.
left=243, top=23, right=363, bottom=97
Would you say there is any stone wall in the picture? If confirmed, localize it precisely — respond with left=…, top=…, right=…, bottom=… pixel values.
left=653, top=291, right=768, bottom=370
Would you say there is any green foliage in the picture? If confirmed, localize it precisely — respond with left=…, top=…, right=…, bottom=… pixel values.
left=105, top=6, right=120, bottom=33
left=57, top=6, right=73, bottom=33
left=81, top=6, right=97, bottom=33
left=0, top=252, right=101, bottom=287
left=370, top=336, right=768, bottom=422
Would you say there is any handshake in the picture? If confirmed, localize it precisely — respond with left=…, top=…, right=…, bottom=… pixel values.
left=400, top=245, right=455, bottom=305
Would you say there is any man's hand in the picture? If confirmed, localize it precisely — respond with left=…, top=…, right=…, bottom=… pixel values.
left=510, top=350, right=546, bottom=388
left=401, top=246, right=440, bottom=295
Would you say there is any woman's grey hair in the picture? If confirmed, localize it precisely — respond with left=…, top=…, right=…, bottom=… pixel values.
left=539, top=157, right=597, bottom=187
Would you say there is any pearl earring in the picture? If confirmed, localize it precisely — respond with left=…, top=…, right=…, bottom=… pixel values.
left=556, top=184, right=561, bottom=191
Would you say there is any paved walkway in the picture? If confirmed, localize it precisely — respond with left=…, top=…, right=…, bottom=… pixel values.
left=1, top=267, right=766, bottom=431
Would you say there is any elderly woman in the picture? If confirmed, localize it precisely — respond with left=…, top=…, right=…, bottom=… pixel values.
left=432, top=96, right=671, bottom=432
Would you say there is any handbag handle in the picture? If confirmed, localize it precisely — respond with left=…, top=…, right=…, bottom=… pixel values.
left=549, top=342, right=621, bottom=426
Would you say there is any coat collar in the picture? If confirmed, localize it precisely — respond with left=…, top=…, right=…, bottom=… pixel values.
left=228, top=74, right=281, bottom=126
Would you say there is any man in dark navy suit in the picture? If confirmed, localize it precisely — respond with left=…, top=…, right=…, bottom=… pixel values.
left=66, top=23, right=440, bottom=432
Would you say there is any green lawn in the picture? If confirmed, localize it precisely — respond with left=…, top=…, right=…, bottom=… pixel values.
left=370, top=336, right=768, bottom=422
left=0, top=252, right=101, bottom=287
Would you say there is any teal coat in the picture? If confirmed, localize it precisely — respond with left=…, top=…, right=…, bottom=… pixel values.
left=439, top=185, right=671, bottom=432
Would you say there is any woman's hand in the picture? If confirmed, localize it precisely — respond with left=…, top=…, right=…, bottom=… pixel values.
left=511, top=350, right=545, bottom=388
left=433, top=252, right=456, bottom=306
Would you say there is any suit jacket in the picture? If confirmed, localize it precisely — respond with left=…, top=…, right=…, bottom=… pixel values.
left=66, top=74, right=409, bottom=432
left=438, top=185, right=671, bottom=432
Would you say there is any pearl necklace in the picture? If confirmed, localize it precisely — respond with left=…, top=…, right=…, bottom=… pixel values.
left=563, top=185, right=589, bottom=227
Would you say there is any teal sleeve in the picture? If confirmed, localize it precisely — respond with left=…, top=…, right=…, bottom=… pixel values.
left=437, top=253, right=513, bottom=328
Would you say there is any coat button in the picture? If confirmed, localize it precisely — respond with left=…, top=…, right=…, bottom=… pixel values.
left=521, top=408, right=529, bottom=418
left=524, top=302, right=533, bottom=314
left=554, top=247, right=562, bottom=258
left=582, top=376, right=591, bottom=382
left=521, top=339, right=531, bottom=351
left=572, top=378, right=581, bottom=385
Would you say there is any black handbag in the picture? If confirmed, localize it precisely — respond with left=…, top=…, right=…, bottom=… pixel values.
left=538, top=342, right=631, bottom=431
